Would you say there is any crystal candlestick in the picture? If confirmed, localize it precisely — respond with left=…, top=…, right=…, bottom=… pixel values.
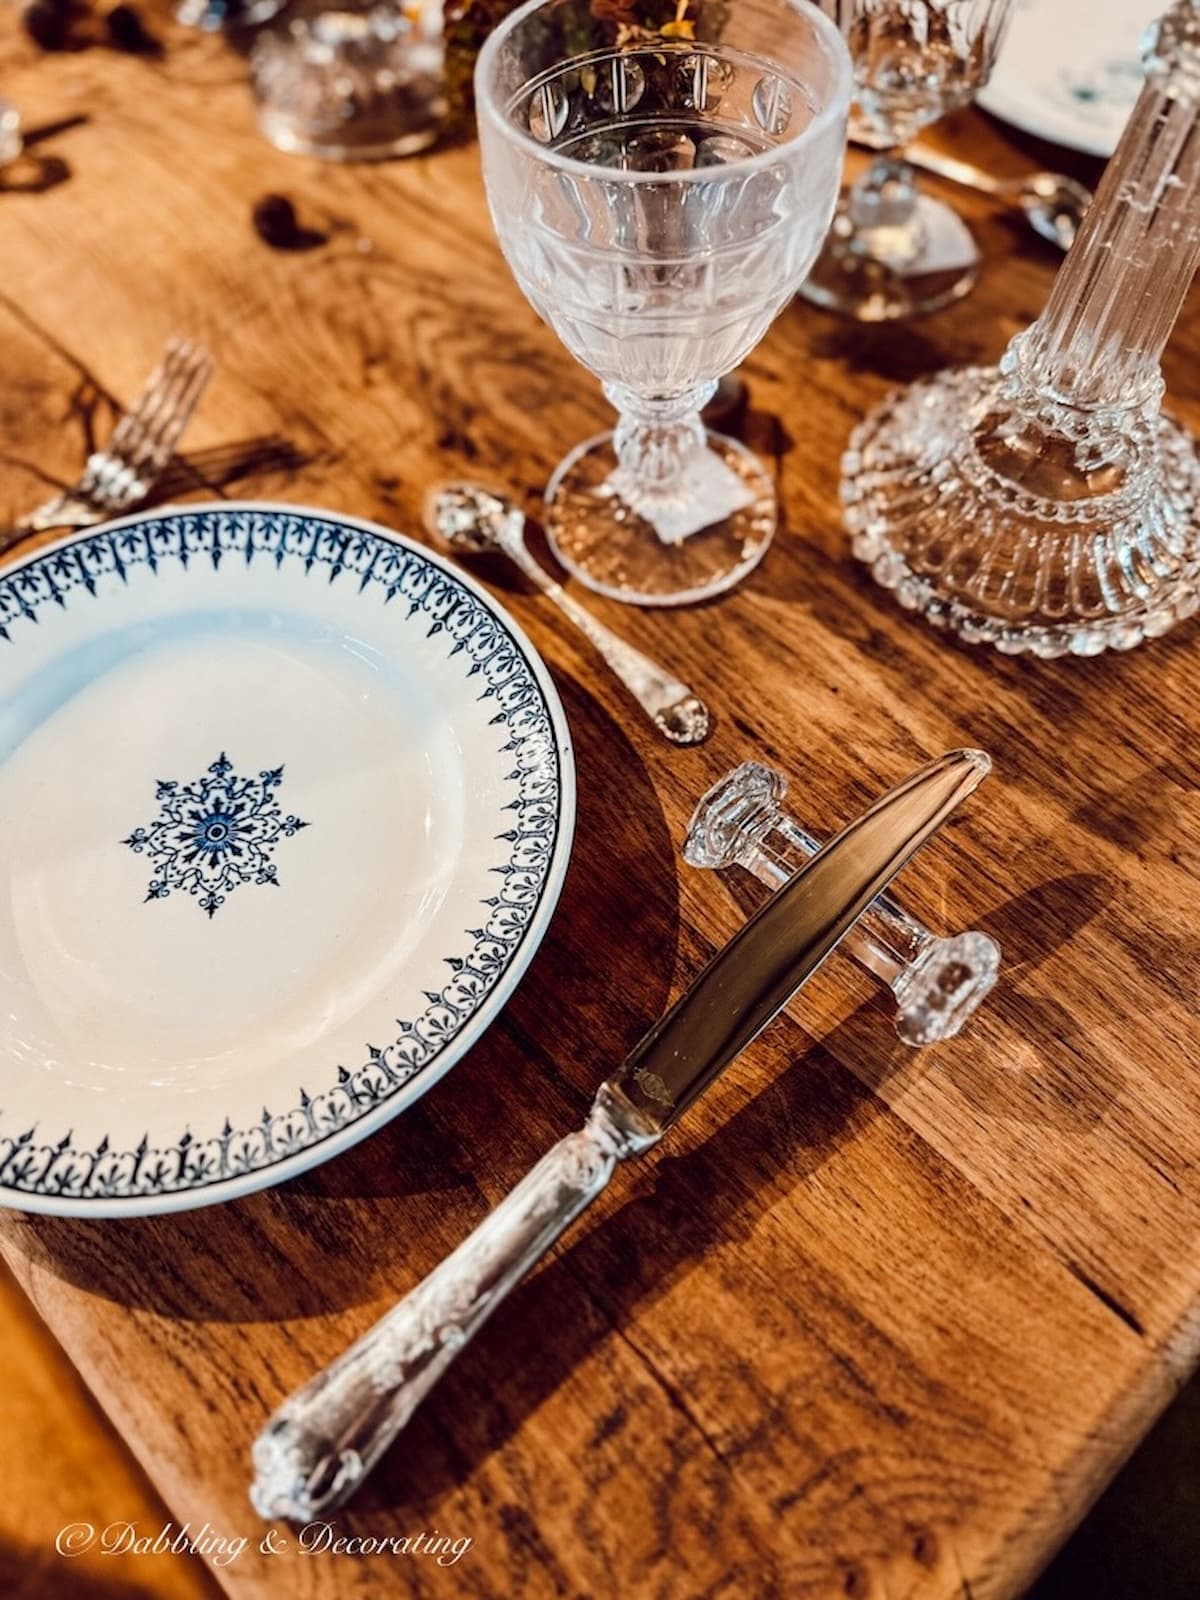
left=684, top=761, right=999, bottom=1045
left=843, top=0, right=1200, bottom=657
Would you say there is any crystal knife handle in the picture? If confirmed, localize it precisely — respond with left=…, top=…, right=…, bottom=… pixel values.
left=249, top=1087, right=655, bottom=1522
left=684, top=762, right=999, bottom=1046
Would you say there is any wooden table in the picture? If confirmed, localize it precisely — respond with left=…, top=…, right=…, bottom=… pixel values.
left=3, top=12, right=1200, bottom=1599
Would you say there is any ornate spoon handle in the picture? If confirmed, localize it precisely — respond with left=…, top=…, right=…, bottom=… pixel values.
left=895, top=144, right=1002, bottom=195
left=498, top=530, right=711, bottom=746
left=250, top=1089, right=653, bottom=1522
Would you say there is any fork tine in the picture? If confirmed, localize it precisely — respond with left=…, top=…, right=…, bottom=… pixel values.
left=106, top=337, right=196, bottom=456
left=72, top=342, right=184, bottom=494
left=6, top=336, right=215, bottom=540
left=116, top=341, right=214, bottom=477
left=113, top=342, right=208, bottom=467
left=135, top=349, right=214, bottom=471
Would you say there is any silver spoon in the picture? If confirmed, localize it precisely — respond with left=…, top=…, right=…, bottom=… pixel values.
left=908, top=145, right=1091, bottom=250
left=861, top=142, right=1093, bottom=251
left=425, top=483, right=711, bottom=747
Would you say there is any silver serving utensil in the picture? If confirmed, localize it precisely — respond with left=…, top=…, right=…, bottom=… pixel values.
left=894, top=145, right=1092, bottom=251
left=250, top=747, right=991, bottom=1521
left=425, top=483, right=711, bottom=747
left=3, top=337, right=214, bottom=551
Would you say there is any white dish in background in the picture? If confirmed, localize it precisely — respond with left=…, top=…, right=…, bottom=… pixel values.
left=978, top=0, right=1158, bottom=158
left=0, top=504, right=575, bottom=1217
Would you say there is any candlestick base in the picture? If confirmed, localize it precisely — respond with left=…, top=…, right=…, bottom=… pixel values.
left=842, top=365, right=1200, bottom=658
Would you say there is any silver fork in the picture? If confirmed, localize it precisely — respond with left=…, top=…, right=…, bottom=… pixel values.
left=4, top=337, right=214, bottom=546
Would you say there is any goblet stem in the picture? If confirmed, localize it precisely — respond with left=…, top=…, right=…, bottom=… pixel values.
left=545, top=373, right=776, bottom=602
left=606, top=382, right=718, bottom=503
left=801, top=145, right=979, bottom=320
left=846, top=151, right=923, bottom=268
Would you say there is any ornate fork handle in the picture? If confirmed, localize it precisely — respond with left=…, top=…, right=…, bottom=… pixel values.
left=8, top=457, right=149, bottom=537
left=250, top=1088, right=656, bottom=1522
left=499, top=529, right=710, bottom=746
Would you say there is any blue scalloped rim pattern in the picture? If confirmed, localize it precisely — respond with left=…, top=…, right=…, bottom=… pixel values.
left=0, top=509, right=564, bottom=1203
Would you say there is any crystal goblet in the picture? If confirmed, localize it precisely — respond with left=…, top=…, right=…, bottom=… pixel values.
left=802, top=0, right=1016, bottom=322
left=476, top=0, right=851, bottom=607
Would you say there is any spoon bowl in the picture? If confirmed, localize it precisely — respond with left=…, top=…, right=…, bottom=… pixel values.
left=1017, top=172, right=1092, bottom=250
left=878, top=141, right=1095, bottom=253
left=425, top=483, right=520, bottom=557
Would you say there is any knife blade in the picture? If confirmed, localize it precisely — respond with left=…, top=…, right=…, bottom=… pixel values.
left=612, top=746, right=990, bottom=1131
left=250, top=748, right=991, bottom=1522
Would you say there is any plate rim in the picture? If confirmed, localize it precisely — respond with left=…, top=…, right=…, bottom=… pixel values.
left=977, top=0, right=1155, bottom=160
left=977, top=82, right=1119, bottom=160
left=0, top=500, right=577, bottom=1219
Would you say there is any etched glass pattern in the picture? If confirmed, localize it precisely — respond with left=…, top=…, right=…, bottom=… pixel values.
left=801, top=0, right=1016, bottom=320
left=476, top=0, right=851, bottom=605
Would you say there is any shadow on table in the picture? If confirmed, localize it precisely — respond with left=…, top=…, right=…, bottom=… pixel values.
left=336, top=851, right=1129, bottom=1517
left=1029, top=1373, right=1200, bottom=1600
left=343, top=991, right=917, bottom=1518
left=148, top=436, right=318, bottom=503
left=0, top=154, right=72, bottom=195
left=0, top=1537, right=213, bottom=1600
left=0, top=668, right=680, bottom=1323
left=799, top=314, right=975, bottom=389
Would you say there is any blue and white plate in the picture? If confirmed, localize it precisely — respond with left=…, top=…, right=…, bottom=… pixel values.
left=978, top=0, right=1157, bottom=159
left=0, top=504, right=575, bottom=1217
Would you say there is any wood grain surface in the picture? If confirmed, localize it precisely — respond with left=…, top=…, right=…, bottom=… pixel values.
left=2, top=9, right=1199, bottom=1598
left=0, top=1259, right=221, bottom=1600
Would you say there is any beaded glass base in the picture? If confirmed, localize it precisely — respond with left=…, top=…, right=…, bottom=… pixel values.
left=842, top=1, right=1200, bottom=658
left=843, top=366, right=1200, bottom=658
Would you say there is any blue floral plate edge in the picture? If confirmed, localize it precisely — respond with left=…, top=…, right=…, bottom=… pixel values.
left=0, top=501, right=577, bottom=1219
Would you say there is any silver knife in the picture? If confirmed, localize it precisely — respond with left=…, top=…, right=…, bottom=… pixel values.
left=250, top=748, right=991, bottom=1521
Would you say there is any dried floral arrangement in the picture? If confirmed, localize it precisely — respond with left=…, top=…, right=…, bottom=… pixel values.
left=444, top=0, right=730, bottom=126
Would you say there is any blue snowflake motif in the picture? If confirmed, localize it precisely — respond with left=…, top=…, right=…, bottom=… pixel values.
left=123, top=753, right=309, bottom=918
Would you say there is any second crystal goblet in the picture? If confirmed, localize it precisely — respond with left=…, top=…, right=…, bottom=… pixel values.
left=802, top=0, right=1016, bottom=322
left=476, top=0, right=851, bottom=606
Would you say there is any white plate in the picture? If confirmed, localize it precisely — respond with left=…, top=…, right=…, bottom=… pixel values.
left=978, top=0, right=1157, bottom=158
left=0, top=504, right=575, bottom=1217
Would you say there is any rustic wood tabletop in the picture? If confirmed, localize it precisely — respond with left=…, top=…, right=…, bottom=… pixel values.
left=2, top=8, right=1199, bottom=1598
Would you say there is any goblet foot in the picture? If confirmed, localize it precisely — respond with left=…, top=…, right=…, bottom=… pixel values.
left=799, top=191, right=980, bottom=322
left=545, top=430, right=775, bottom=607
left=842, top=366, right=1200, bottom=657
